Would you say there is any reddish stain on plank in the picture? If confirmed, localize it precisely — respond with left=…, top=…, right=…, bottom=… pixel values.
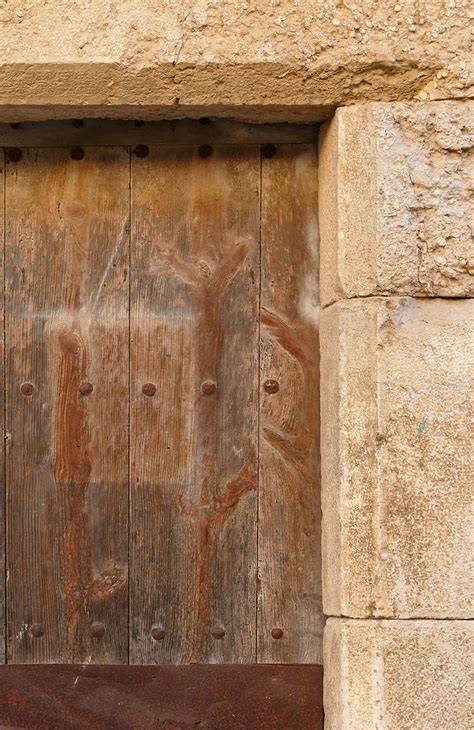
left=260, top=306, right=319, bottom=484
left=53, top=327, right=92, bottom=652
left=261, top=306, right=308, bottom=367
left=178, top=463, right=256, bottom=659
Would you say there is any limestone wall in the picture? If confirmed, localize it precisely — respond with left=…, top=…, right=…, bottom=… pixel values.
left=319, top=102, right=473, bottom=728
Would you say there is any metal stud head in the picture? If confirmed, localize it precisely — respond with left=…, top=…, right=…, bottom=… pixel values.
left=198, top=144, right=213, bottom=159
left=70, top=147, right=85, bottom=160
left=133, top=145, right=149, bottom=158
left=142, top=383, right=157, bottom=397
left=31, top=623, right=45, bottom=638
left=20, top=382, right=35, bottom=396
left=91, top=623, right=105, bottom=638
left=264, top=379, right=279, bottom=394
left=151, top=627, right=165, bottom=641
left=7, top=148, right=23, bottom=162
left=211, top=627, right=225, bottom=639
left=201, top=380, right=217, bottom=396
left=261, top=144, right=277, bottom=159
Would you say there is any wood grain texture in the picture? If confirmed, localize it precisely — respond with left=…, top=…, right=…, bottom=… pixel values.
left=0, top=120, right=318, bottom=149
left=5, top=147, right=130, bottom=663
left=130, top=145, right=260, bottom=664
left=258, top=144, right=323, bottom=663
left=0, top=152, right=4, bottom=663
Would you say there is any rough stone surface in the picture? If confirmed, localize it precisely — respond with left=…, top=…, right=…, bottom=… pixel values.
left=0, top=1, right=472, bottom=122
left=321, top=296, right=473, bottom=618
left=324, top=618, right=474, bottom=730
left=319, top=101, right=474, bottom=304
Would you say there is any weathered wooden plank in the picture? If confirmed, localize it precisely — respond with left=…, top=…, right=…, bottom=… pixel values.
left=258, top=144, right=323, bottom=663
left=5, top=147, right=130, bottom=663
left=0, top=119, right=318, bottom=149
left=130, top=145, right=260, bottom=663
left=0, top=151, right=4, bottom=663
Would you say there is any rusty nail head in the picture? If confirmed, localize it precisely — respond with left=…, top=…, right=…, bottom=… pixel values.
left=20, top=382, right=35, bottom=396
left=261, top=144, right=277, bottom=159
left=31, top=623, right=45, bottom=638
left=133, top=144, right=149, bottom=158
left=78, top=382, right=93, bottom=396
left=142, top=383, right=157, bottom=397
left=91, top=623, right=105, bottom=638
left=211, top=627, right=225, bottom=640
left=198, top=144, right=213, bottom=159
left=70, top=147, right=85, bottom=161
left=201, top=380, right=217, bottom=396
left=264, top=379, right=279, bottom=394
left=271, top=628, right=284, bottom=640
left=8, top=148, right=23, bottom=162
left=151, top=627, right=166, bottom=641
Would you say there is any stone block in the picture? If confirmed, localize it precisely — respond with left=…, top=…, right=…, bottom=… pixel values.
left=0, top=3, right=472, bottom=121
left=319, top=101, right=474, bottom=303
left=321, top=297, right=473, bottom=617
left=324, top=618, right=473, bottom=730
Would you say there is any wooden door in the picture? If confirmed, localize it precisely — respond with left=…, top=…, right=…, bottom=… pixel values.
left=0, top=121, right=322, bottom=728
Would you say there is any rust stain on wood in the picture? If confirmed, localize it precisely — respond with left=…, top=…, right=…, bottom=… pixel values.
left=54, top=325, right=92, bottom=646
left=178, top=463, right=257, bottom=649
left=260, top=307, right=319, bottom=485
left=261, top=306, right=309, bottom=366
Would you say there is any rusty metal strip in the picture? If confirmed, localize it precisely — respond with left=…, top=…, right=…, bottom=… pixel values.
left=0, top=664, right=322, bottom=729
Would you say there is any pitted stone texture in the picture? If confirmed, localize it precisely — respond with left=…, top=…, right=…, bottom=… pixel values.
left=0, top=2, right=472, bottom=122
left=319, top=101, right=474, bottom=303
left=324, top=618, right=473, bottom=730
left=321, top=297, right=473, bottom=618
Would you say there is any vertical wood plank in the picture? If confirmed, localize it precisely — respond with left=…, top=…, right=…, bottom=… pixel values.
left=130, top=145, right=260, bottom=664
left=0, top=152, right=4, bottom=663
left=258, top=144, right=323, bottom=663
left=5, top=147, right=130, bottom=663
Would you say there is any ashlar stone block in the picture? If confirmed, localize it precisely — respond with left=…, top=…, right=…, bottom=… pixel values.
left=321, top=296, right=473, bottom=618
left=319, top=101, right=474, bottom=304
left=324, top=618, right=473, bottom=730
